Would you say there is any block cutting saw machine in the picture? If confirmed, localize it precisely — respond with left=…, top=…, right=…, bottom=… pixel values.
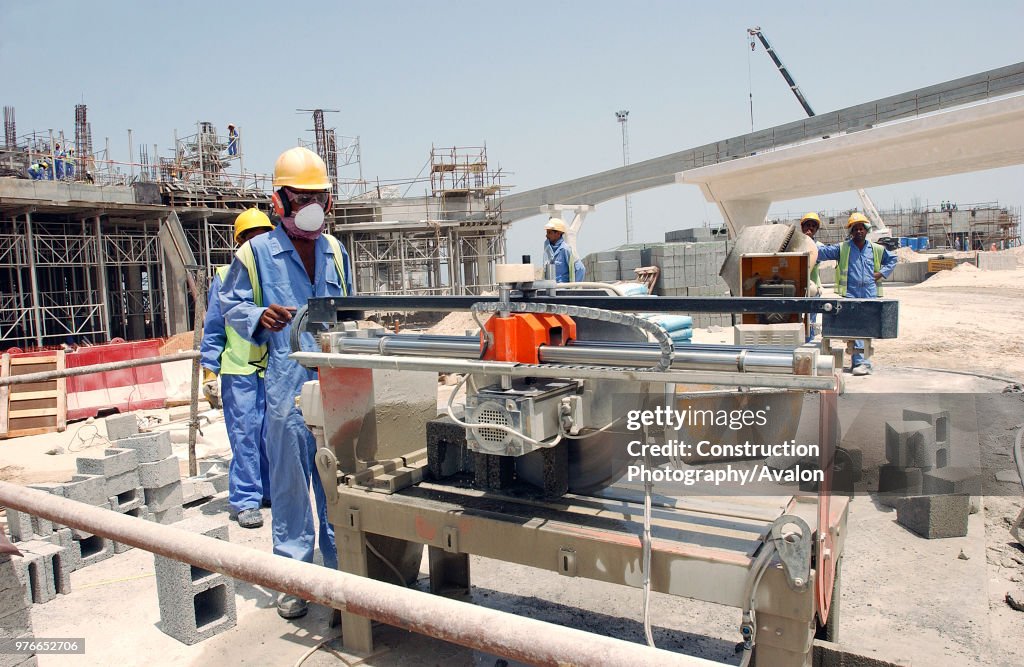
left=290, top=266, right=898, bottom=666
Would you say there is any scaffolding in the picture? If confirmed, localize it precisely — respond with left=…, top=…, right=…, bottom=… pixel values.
left=334, top=145, right=509, bottom=296
left=773, top=202, right=1021, bottom=249
left=298, top=109, right=365, bottom=199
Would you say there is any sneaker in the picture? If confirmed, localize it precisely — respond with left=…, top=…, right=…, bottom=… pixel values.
left=851, top=364, right=872, bottom=376
left=277, top=594, right=308, bottom=619
left=236, top=508, right=264, bottom=529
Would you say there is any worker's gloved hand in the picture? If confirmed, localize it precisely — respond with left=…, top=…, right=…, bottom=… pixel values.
left=202, top=369, right=221, bottom=409
left=259, top=303, right=295, bottom=332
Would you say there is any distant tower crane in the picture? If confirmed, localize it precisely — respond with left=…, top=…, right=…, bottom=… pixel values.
left=616, top=110, right=634, bottom=244
left=747, top=26, right=891, bottom=238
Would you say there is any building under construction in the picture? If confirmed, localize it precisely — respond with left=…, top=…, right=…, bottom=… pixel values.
left=772, top=203, right=1021, bottom=249
left=0, top=105, right=508, bottom=349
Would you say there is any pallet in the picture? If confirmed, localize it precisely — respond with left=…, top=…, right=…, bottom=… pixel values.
left=0, top=351, right=67, bottom=439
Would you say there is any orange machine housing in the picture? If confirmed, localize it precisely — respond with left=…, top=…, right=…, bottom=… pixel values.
left=480, top=313, right=576, bottom=364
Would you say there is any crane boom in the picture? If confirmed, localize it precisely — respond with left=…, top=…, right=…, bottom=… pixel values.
left=747, top=27, right=816, bottom=117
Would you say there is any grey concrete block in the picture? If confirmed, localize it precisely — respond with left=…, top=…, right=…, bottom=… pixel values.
left=4, top=510, right=33, bottom=542
left=29, top=515, right=53, bottom=538
left=105, top=469, right=142, bottom=499
left=104, top=413, right=140, bottom=441
left=108, top=486, right=144, bottom=514
left=0, top=555, right=32, bottom=615
left=116, top=431, right=173, bottom=464
left=29, top=475, right=107, bottom=507
left=154, top=516, right=236, bottom=644
left=181, top=478, right=217, bottom=505
left=877, top=465, right=923, bottom=508
left=151, top=506, right=185, bottom=525
left=0, top=604, right=33, bottom=647
left=42, top=528, right=81, bottom=573
left=203, top=471, right=229, bottom=495
left=73, top=533, right=114, bottom=568
left=923, top=467, right=982, bottom=513
left=144, top=481, right=184, bottom=513
left=138, top=456, right=182, bottom=489
left=76, top=447, right=139, bottom=478
left=901, top=408, right=951, bottom=447
left=10, top=542, right=55, bottom=604
left=884, top=421, right=935, bottom=468
left=896, top=494, right=969, bottom=539
left=18, top=541, right=70, bottom=599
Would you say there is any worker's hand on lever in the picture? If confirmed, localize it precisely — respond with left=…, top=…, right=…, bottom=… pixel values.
left=873, top=271, right=884, bottom=281
left=260, top=304, right=296, bottom=332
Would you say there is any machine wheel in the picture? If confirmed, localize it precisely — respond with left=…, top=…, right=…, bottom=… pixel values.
left=814, top=555, right=842, bottom=642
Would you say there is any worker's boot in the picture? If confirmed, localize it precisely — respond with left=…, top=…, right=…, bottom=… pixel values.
left=236, top=508, right=264, bottom=529
left=277, top=594, right=309, bottom=619
left=851, top=364, right=872, bottom=376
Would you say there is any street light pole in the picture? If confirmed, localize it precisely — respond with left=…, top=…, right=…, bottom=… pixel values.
left=616, top=110, right=633, bottom=244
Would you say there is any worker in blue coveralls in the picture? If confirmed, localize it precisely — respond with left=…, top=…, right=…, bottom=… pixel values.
left=220, top=147, right=352, bottom=620
left=543, top=217, right=585, bottom=283
left=200, top=208, right=275, bottom=530
left=227, top=124, right=239, bottom=157
left=815, top=212, right=897, bottom=376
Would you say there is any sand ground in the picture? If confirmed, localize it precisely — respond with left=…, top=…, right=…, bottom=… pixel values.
left=2, top=266, right=1024, bottom=666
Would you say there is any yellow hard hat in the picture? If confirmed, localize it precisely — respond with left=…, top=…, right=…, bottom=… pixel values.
left=273, top=147, right=330, bottom=190
left=545, top=217, right=567, bottom=234
left=847, top=212, right=871, bottom=230
left=800, top=212, right=821, bottom=225
left=233, top=208, right=274, bottom=244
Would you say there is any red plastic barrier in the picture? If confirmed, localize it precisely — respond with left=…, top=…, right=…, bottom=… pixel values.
left=65, top=339, right=167, bottom=420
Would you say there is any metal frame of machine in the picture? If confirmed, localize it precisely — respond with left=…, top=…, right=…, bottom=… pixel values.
left=293, top=281, right=896, bottom=666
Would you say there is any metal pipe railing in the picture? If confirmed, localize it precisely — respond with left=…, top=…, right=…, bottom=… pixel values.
left=0, top=350, right=200, bottom=387
left=0, top=482, right=718, bottom=667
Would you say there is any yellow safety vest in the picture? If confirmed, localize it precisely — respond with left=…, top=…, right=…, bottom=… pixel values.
left=836, top=240, right=884, bottom=297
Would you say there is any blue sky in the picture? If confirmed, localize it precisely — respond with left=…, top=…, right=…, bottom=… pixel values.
left=3, top=1, right=1022, bottom=260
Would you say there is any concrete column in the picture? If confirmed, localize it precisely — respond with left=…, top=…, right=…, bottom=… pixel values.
left=95, top=216, right=111, bottom=341
left=24, top=211, right=44, bottom=347
left=125, top=265, right=145, bottom=340
left=475, top=237, right=488, bottom=291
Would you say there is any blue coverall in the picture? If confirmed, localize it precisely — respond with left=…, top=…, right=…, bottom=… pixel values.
left=200, top=271, right=270, bottom=514
left=220, top=226, right=353, bottom=569
left=543, top=236, right=585, bottom=283
left=817, top=240, right=897, bottom=369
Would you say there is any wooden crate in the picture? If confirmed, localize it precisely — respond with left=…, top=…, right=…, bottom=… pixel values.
left=0, top=351, right=67, bottom=439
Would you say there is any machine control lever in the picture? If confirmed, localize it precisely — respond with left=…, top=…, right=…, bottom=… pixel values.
left=771, top=514, right=812, bottom=591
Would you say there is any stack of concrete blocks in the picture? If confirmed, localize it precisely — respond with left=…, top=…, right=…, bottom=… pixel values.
left=589, top=250, right=620, bottom=282
left=1, top=551, right=38, bottom=666
left=23, top=473, right=115, bottom=576
left=879, top=408, right=980, bottom=539
left=116, top=431, right=185, bottom=526
left=153, top=515, right=236, bottom=644
left=643, top=241, right=733, bottom=328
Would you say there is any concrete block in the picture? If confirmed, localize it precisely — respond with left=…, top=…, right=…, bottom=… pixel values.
left=977, top=253, right=1016, bottom=270
left=0, top=603, right=33, bottom=646
left=105, top=469, right=142, bottom=499
left=76, top=447, right=139, bottom=478
left=138, top=456, right=182, bottom=489
left=4, top=510, right=33, bottom=542
left=42, top=528, right=81, bottom=573
left=896, top=494, right=969, bottom=539
left=116, top=431, right=173, bottom=464
left=109, top=486, right=144, bottom=514
left=884, top=421, right=934, bottom=468
left=923, top=467, right=982, bottom=513
left=10, top=542, right=55, bottom=603
left=901, top=408, right=951, bottom=446
left=151, top=506, right=185, bottom=525
left=181, top=478, right=217, bottom=505
left=427, top=416, right=471, bottom=479
left=104, top=412, right=140, bottom=441
left=154, top=516, right=236, bottom=644
left=0, top=554, right=32, bottom=615
left=877, top=465, right=923, bottom=508
left=18, top=541, right=70, bottom=599
left=203, top=471, right=229, bottom=495
left=30, top=515, right=53, bottom=538
left=144, top=481, right=184, bottom=513
left=73, top=533, right=114, bottom=568
left=29, top=475, right=107, bottom=508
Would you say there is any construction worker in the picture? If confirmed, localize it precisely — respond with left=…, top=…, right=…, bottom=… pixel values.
left=220, top=147, right=352, bottom=620
left=543, top=217, right=585, bottom=283
left=227, top=124, right=238, bottom=157
left=816, top=212, right=897, bottom=376
left=200, top=208, right=275, bottom=530
left=800, top=212, right=822, bottom=342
